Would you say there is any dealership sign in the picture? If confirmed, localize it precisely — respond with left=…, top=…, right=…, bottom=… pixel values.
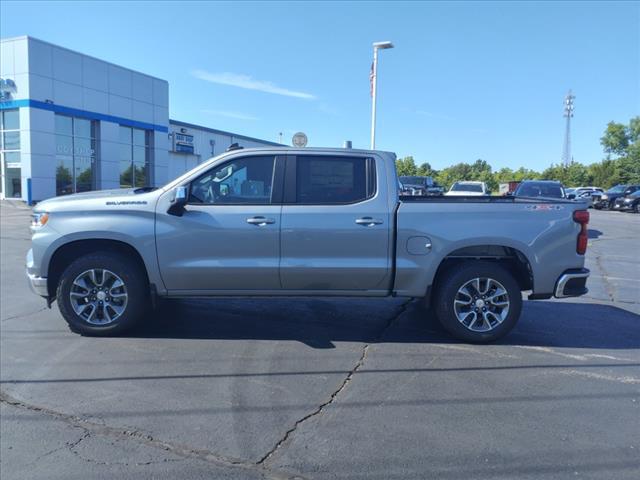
left=0, top=78, right=17, bottom=101
left=173, top=132, right=195, bottom=153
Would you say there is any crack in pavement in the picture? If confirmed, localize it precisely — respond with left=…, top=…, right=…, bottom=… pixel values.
left=1, top=298, right=412, bottom=476
left=0, top=390, right=308, bottom=480
left=1, top=307, right=48, bottom=323
left=257, top=299, right=413, bottom=466
left=68, top=431, right=186, bottom=467
left=593, top=254, right=617, bottom=302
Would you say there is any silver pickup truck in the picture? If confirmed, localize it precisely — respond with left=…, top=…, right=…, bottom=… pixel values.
left=27, top=147, right=590, bottom=342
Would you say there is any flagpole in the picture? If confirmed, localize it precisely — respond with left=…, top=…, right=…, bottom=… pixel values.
left=370, top=41, right=394, bottom=150
left=370, top=48, right=379, bottom=149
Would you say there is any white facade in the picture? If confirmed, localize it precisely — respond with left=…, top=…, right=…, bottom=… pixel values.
left=0, top=36, right=279, bottom=202
left=167, top=120, right=281, bottom=180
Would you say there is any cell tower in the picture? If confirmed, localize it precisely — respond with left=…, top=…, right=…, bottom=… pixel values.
left=562, top=90, right=575, bottom=167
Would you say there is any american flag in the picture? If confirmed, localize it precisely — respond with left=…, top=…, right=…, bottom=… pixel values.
left=369, top=61, right=375, bottom=97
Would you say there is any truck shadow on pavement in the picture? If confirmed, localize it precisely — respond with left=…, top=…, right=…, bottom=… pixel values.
left=588, top=228, right=603, bottom=239
left=129, top=298, right=640, bottom=350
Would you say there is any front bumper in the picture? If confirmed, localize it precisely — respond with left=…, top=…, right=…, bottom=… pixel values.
left=27, top=272, right=48, bottom=297
left=614, top=202, right=633, bottom=210
left=27, top=271, right=49, bottom=297
left=554, top=268, right=589, bottom=298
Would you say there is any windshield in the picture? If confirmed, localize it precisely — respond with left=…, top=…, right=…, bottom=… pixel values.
left=606, top=185, right=626, bottom=193
left=400, top=175, right=432, bottom=185
left=450, top=183, right=483, bottom=192
left=515, top=182, right=565, bottom=198
left=399, top=176, right=427, bottom=186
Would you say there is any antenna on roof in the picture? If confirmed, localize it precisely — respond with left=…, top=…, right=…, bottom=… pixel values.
left=226, top=143, right=243, bottom=152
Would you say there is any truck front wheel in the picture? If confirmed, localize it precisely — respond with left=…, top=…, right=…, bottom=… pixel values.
left=56, top=252, right=148, bottom=336
left=433, top=261, right=522, bottom=343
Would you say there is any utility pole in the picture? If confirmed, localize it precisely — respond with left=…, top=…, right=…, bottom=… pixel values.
left=562, top=90, right=575, bottom=167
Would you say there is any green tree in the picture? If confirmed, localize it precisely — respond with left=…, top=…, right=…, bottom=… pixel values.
left=416, top=162, right=437, bottom=177
left=395, top=156, right=418, bottom=176
left=588, top=159, right=617, bottom=189
left=601, top=121, right=630, bottom=156
left=598, top=116, right=640, bottom=186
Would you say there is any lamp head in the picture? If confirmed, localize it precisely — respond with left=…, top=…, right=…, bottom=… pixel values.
left=373, top=41, right=394, bottom=50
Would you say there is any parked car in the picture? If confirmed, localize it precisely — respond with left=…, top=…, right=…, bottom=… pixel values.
left=27, top=147, right=590, bottom=343
left=594, top=184, right=640, bottom=209
left=513, top=180, right=566, bottom=199
left=446, top=181, right=490, bottom=196
left=613, top=190, right=640, bottom=213
left=399, top=176, right=443, bottom=196
left=499, top=181, right=521, bottom=196
left=566, top=187, right=604, bottom=208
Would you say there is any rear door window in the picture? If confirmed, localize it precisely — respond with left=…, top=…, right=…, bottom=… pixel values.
left=293, top=155, right=375, bottom=204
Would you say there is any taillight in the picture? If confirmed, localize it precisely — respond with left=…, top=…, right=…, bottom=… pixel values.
left=573, top=210, right=589, bottom=254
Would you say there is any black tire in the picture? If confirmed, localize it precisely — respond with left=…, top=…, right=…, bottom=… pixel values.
left=608, top=200, right=615, bottom=210
left=56, top=252, right=148, bottom=336
left=433, top=261, right=522, bottom=343
left=635, top=203, right=640, bottom=214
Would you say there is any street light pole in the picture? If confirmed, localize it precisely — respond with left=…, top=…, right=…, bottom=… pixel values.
left=370, top=41, right=394, bottom=150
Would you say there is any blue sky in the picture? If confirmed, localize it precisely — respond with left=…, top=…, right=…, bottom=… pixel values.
left=2, top=1, right=638, bottom=171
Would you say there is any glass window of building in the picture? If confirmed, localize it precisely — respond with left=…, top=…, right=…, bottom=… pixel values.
left=119, top=126, right=150, bottom=188
left=55, top=114, right=97, bottom=196
left=0, top=109, right=22, bottom=199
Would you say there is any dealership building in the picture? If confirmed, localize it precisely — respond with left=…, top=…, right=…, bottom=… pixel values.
left=0, top=36, right=281, bottom=202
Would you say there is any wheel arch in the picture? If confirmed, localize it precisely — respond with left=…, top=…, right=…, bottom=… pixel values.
left=425, top=244, right=534, bottom=307
left=47, top=239, right=150, bottom=298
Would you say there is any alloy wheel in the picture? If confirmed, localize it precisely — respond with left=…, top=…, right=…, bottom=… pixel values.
left=69, top=269, right=128, bottom=325
left=453, top=277, right=510, bottom=332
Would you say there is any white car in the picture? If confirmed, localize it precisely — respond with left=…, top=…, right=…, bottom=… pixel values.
left=446, top=181, right=489, bottom=196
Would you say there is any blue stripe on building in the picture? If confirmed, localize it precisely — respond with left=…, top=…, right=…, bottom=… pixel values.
left=0, top=99, right=168, bottom=133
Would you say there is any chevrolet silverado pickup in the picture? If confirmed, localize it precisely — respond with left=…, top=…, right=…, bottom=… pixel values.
left=27, top=147, right=590, bottom=342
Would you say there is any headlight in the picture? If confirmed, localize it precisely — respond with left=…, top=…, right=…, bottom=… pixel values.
left=601, top=194, right=608, bottom=200
left=31, top=212, right=49, bottom=228
left=624, top=198, right=633, bottom=203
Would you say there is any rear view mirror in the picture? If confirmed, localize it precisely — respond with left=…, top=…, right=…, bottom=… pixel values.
left=567, top=194, right=576, bottom=199
left=168, top=186, right=188, bottom=216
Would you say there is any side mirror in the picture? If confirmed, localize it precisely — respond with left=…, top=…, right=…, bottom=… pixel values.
left=567, top=194, right=576, bottom=199
left=168, top=186, right=188, bottom=216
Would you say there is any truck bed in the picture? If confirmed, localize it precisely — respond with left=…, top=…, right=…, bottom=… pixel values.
left=399, top=195, right=579, bottom=204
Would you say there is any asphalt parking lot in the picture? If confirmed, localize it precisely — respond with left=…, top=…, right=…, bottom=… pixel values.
left=1, top=201, right=639, bottom=480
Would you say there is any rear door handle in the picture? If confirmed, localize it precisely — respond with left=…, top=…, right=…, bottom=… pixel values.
left=355, top=217, right=383, bottom=226
left=246, top=216, right=275, bottom=226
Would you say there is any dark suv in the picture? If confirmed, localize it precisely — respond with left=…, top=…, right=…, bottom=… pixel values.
left=594, top=185, right=640, bottom=210
left=613, top=190, right=640, bottom=213
left=513, top=180, right=566, bottom=199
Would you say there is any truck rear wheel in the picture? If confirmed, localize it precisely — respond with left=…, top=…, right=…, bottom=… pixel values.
left=56, top=252, right=148, bottom=336
left=433, top=261, right=522, bottom=343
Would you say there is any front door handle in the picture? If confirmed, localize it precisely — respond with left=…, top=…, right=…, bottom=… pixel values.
left=246, top=216, right=276, bottom=226
left=355, top=217, right=383, bottom=226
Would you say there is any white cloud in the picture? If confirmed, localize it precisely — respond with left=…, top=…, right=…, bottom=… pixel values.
left=201, top=109, right=259, bottom=121
left=192, top=69, right=316, bottom=100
